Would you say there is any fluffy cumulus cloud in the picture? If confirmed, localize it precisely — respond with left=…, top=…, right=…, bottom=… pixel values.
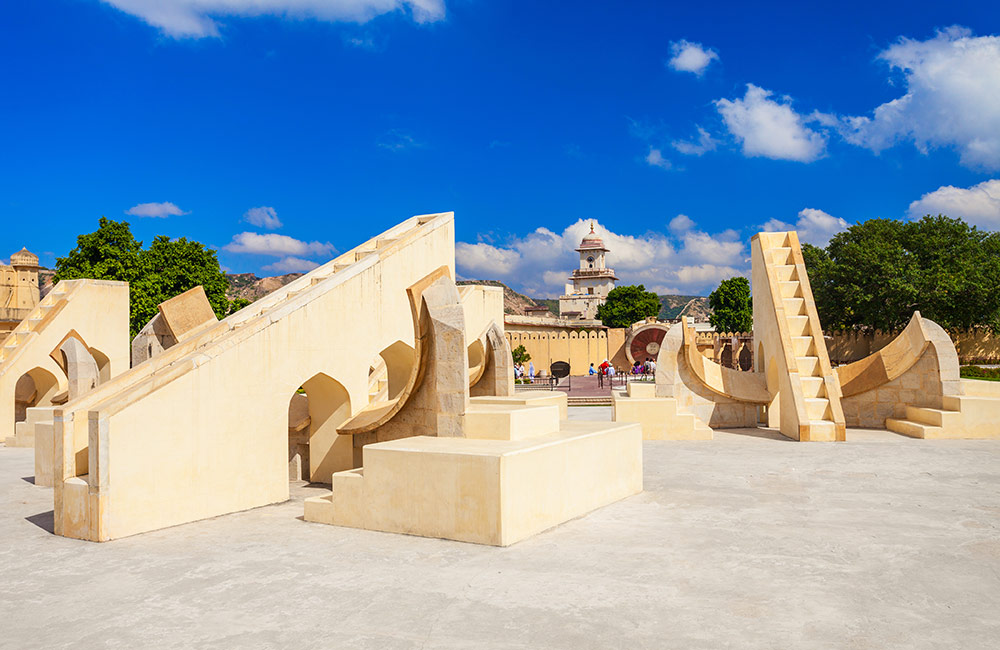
left=124, top=201, right=187, bottom=218
left=667, top=40, right=719, bottom=76
left=100, top=0, right=445, bottom=38
left=715, top=85, right=827, bottom=162
left=907, top=179, right=1000, bottom=228
left=243, top=206, right=282, bottom=229
left=839, top=27, right=1000, bottom=170
left=645, top=147, right=671, bottom=170
left=762, top=208, right=850, bottom=247
left=668, top=214, right=695, bottom=233
left=262, top=256, right=321, bottom=273
left=455, top=219, right=747, bottom=298
left=223, top=232, right=335, bottom=257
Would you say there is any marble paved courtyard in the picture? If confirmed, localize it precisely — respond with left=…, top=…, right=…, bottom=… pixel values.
left=2, top=407, right=999, bottom=649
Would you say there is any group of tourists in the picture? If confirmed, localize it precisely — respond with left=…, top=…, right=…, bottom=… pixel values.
left=587, top=357, right=656, bottom=379
left=632, top=358, right=657, bottom=378
left=588, top=359, right=617, bottom=377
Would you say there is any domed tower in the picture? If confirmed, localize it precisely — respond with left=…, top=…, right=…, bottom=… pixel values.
left=5, top=247, right=40, bottom=311
left=558, top=223, right=618, bottom=320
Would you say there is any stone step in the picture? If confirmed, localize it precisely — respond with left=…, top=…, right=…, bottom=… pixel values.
left=567, top=396, right=613, bottom=406
left=792, top=335, right=815, bottom=357
left=465, top=404, right=561, bottom=441
left=779, top=281, right=801, bottom=299
left=786, top=315, right=810, bottom=337
left=783, top=297, right=806, bottom=316
left=886, top=418, right=939, bottom=439
left=805, top=420, right=837, bottom=441
left=800, top=376, right=826, bottom=398
left=904, top=406, right=962, bottom=428
left=770, top=246, right=794, bottom=265
left=804, top=397, right=830, bottom=420
left=797, top=356, right=821, bottom=376
left=774, top=264, right=797, bottom=282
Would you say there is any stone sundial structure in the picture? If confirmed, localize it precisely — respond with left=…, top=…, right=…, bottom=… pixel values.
left=614, top=230, right=1000, bottom=441
left=2, top=212, right=641, bottom=545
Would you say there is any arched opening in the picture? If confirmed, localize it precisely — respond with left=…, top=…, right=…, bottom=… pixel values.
left=290, top=372, right=353, bottom=484
left=14, top=367, right=60, bottom=424
left=89, top=347, right=112, bottom=384
left=587, top=256, right=594, bottom=269
left=738, top=345, right=753, bottom=371
left=720, top=344, right=733, bottom=369
left=467, top=337, right=486, bottom=387
left=379, top=340, right=415, bottom=401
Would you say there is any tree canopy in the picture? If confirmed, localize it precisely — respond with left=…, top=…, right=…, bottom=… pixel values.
left=55, top=217, right=235, bottom=335
left=708, top=276, right=752, bottom=333
left=596, top=284, right=662, bottom=329
left=802, top=215, right=1000, bottom=332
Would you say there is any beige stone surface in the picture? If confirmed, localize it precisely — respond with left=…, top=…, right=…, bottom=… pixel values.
left=1, top=280, right=129, bottom=447
left=305, top=418, right=643, bottom=546
left=44, top=213, right=527, bottom=544
left=751, top=232, right=845, bottom=441
left=470, top=392, right=568, bottom=420
left=613, top=392, right=712, bottom=440
left=50, top=214, right=462, bottom=541
left=157, top=285, right=218, bottom=342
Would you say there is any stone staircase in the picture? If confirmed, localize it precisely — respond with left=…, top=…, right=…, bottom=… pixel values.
left=886, top=403, right=964, bottom=438
left=757, top=233, right=845, bottom=441
left=0, top=283, right=73, bottom=370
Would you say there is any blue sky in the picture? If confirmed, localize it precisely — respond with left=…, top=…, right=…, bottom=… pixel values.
left=2, top=1, right=999, bottom=297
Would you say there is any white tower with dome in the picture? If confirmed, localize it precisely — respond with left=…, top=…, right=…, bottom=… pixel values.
left=558, top=223, right=618, bottom=320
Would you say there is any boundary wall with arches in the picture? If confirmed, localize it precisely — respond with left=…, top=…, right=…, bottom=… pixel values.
left=504, top=328, right=628, bottom=375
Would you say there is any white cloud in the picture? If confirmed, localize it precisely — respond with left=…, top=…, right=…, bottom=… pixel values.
left=100, top=0, right=446, bottom=38
left=907, top=179, right=1000, bottom=228
left=262, top=256, right=320, bottom=273
left=669, top=214, right=695, bottom=233
left=839, top=27, right=1000, bottom=170
left=645, top=147, right=671, bottom=169
left=243, top=206, right=282, bottom=230
left=454, top=242, right=519, bottom=276
left=672, top=126, right=717, bottom=156
left=667, top=40, right=719, bottom=76
left=125, top=201, right=187, bottom=218
left=223, top=232, right=335, bottom=257
left=456, top=219, right=749, bottom=297
left=715, top=84, right=827, bottom=162
left=762, top=208, right=849, bottom=247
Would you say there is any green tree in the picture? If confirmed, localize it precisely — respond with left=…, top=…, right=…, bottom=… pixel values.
left=511, top=345, right=531, bottom=364
left=596, top=284, right=662, bottom=328
left=228, top=297, right=252, bottom=315
left=802, top=215, right=1000, bottom=332
left=56, top=218, right=238, bottom=336
left=708, top=276, right=752, bottom=333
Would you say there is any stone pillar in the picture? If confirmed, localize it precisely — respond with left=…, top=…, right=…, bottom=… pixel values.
left=58, top=337, right=99, bottom=400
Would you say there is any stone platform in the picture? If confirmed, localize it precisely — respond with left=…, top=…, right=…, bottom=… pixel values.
left=305, top=397, right=642, bottom=545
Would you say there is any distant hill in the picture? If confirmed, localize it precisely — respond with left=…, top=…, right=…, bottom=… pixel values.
left=457, top=280, right=551, bottom=315
left=226, top=272, right=303, bottom=302
left=658, top=295, right=711, bottom=321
